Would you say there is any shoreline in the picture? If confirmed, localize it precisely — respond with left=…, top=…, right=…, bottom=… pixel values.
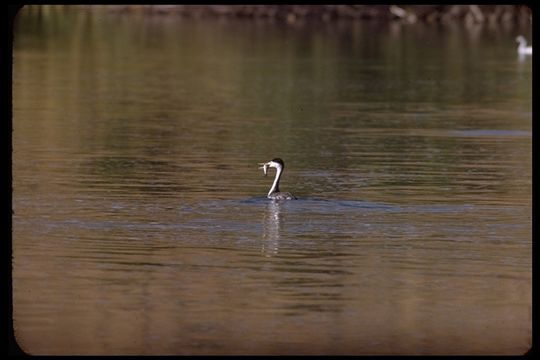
left=21, top=5, right=532, bottom=25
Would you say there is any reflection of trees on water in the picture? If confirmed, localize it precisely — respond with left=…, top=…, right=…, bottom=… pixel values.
left=14, top=6, right=531, bottom=203
left=261, top=200, right=282, bottom=257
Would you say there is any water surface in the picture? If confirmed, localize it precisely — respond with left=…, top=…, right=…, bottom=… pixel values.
left=12, top=6, right=531, bottom=355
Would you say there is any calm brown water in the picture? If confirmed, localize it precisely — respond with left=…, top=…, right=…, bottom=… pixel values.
left=12, top=6, right=531, bottom=355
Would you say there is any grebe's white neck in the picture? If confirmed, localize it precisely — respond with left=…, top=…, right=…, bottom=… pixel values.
left=268, top=163, right=283, bottom=197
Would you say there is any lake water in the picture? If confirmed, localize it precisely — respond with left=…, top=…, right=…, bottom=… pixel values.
left=12, top=6, right=532, bottom=355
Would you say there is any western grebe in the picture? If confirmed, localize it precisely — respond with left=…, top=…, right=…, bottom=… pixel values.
left=258, top=158, right=297, bottom=200
left=516, top=36, right=532, bottom=55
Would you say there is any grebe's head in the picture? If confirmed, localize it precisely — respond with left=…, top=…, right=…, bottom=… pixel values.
left=516, top=35, right=526, bottom=44
left=258, top=158, right=285, bottom=176
left=270, top=158, right=284, bottom=168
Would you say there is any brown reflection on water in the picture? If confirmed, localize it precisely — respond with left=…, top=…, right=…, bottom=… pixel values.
left=13, top=6, right=531, bottom=355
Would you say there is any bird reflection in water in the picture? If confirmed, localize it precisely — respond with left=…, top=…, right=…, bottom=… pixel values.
left=261, top=200, right=282, bottom=257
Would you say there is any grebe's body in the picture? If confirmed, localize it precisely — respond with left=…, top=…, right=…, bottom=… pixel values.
left=516, top=36, right=532, bottom=55
left=258, top=158, right=296, bottom=200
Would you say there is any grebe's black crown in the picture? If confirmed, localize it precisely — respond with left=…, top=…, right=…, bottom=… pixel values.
left=271, top=158, right=284, bottom=166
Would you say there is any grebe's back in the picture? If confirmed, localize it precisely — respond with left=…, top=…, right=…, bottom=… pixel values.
left=268, top=191, right=296, bottom=200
